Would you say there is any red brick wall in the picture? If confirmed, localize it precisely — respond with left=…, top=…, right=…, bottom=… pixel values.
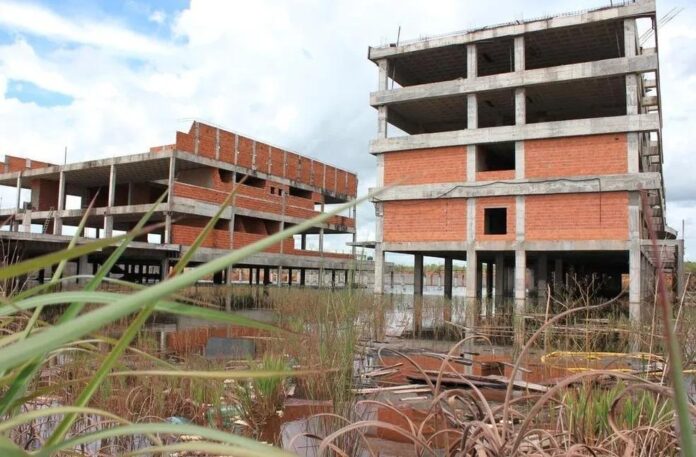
left=525, top=134, right=627, bottom=178
left=171, top=223, right=230, bottom=249
left=383, top=199, right=467, bottom=242
left=171, top=122, right=357, bottom=198
left=31, top=179, right=59, bottom=210
left=476, top=170, right=515, bottom=182
left=525, top=192, right=628, bottom=240
left=476, top=196, right=516, bottom=241
left=383, top=147, right=467, bottom=185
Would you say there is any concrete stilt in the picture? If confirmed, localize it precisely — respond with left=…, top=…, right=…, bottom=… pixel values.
left=288, top=268, right=293, bottom=286
left=331, top=269, right=336, bottom=288
left=514, top=250, right=526, bottom=347
left=374, top=243, right=385, bottom=293
left=77, top=255, right=89, bottom=285
left=466, top=249, right=478, bottom=337
left=536, top=255, right=548, bottom=305
left=160, top=258, right=169, bottom=281
left=414, top=254, right=424, bottom=296
left=300, top=268, right=306, bottom=286
left=255, top=268, right=261, bottom=285
left=494, top=253, right=504, bottom=310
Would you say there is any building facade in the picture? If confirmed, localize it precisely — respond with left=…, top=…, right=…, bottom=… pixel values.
left=0, top=121, right=359, bottom=286
left=369, top=0, right=684, bottom=322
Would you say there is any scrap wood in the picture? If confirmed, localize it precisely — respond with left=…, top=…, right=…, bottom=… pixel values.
left=352, top=385, right=431, bottom=395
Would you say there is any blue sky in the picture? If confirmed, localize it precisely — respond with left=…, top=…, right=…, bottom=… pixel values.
left=0, top=0, right=693, bottom=261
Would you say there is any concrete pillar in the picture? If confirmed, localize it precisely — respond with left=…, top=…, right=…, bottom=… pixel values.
left=414, top=254, right=424, bottom=296
left=628, top=192, right=641, bottom=326
left=165, top=155, right=176, bottom=244
left=677, top=239, right=685, bottom=299
left=485, top=262, right=493, bottom=299
left=77, top=255, right=89, bottom=285
left=277, top=266, right=282, bottom=286
left=319, top=202, right=325, bottom=287
left=300, top=268, right=306, bottom=286
left=514, top=35, right=525, bottom=71
left=467, top=43, right=477, bottom=79
left=160, top=258, right=169, bottom=281
left=494, top=254, right=505, bottom=308
left=537, top=254, right=548, bottom=304
left=476, top=260, right=483, bottom=299
left=104, top=164, right=116, bottom=238
left=514, top=251, right=526, bottom=312
left=248, top=268, right=253, bottom=285
left=21, top=208, right=31, bottom=233
left=54, top=171, right=65, bottom=235
left=263, top=267, right=270, bottom=286
left=344, top=269, right=349, bottom=287
left=514, top=250, right=526, bottom=347
left=288, top=268, right=293, bottom=286
left=444, top=257, right=453, bottom=299
left=255, top=267, right=261, bottom=285
left=374, top=244, right=385, bottom=294
left=377, top=59, right=389, bottom=138
left=466, top=249, right=478, bottom=333
left=300, top=234, right=306, bottom=250
left=331, top=269, right=336, bottom=288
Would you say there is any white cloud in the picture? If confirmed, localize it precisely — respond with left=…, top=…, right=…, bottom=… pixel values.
left=148, top=10, right=166, bottom=24
left=0, top=1, right=171, bottom=56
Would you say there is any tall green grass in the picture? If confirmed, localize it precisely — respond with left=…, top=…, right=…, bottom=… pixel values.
left=0, top=185, right=369, bottom=455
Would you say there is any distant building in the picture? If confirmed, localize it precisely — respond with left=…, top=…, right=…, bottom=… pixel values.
left=0, top=121, right=361, bottom=286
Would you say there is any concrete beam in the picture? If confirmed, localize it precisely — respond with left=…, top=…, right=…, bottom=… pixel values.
left=370, top=113, right=660, bottom=153
left=373, top=173, right=661, bottom=201
left=382, top=239, right=631, bottom=252
left=368, top=0, right=655, bottom=60
left=370, top=55, right=658, bottom=106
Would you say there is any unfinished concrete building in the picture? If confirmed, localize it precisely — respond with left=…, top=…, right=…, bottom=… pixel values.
left=369, top=0, right=684, bottom=322
left=0, top=121, right=358, bottom=286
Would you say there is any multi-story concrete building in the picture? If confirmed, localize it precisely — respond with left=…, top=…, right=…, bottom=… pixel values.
left=0, top=121, right=359, bottom=286
left=369, top=0, right=684, bottom=322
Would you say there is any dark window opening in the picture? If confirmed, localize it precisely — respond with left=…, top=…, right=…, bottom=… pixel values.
left=218, top=169, right=234, bottom=183
left=477, top=142, right=516, bottom=171
left=478, top=89, right=515, bottom=128
left=484, top=208, right=507, bottom=235
left=289, top=186, right=313, bottom=199
left=270, top=186, right=275, bottom=195
left=477, top=38, right=514, bottom=77
left=236, top=173, right=265, bottom=188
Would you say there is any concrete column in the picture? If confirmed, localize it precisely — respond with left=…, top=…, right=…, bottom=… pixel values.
left=300, top=268, right=306, bottom=286
left=165, top=155, right=176, bottom=244
left=467, top=145, right=476, bottom=182
left=248, top=268, right=253, bottom=285
left=514, top=250, right=526, bottom=347
left=344, top=269, right=349, bottom=287
left=494, top=253, right=505, bottom=308
left=413, top=254, right=424, bottom=296
left=374, top=243, right=385, bottom=294
left=54, top=171, right=65, bottom=235
left=21, top=208, right=31, bottom=233
left=13, top=174, right=22, bottom=231
left=537, top=254, right=548, bottom=304
left=467, top=94, right=478, bottom=130
left=288, top=268, right=293, bottom=286
left=160, top=258, right=170, bottom=281
left=467, top=44, right=477, bottom=78
left=514, top=250, right=526, bottom=311
left=377, top=59, right=389, bottom=138
left=677, top=239, right=685, bottom=300
left=485, top=262, right=493, bottom=299
left=331, top=269, right=336, bottom=288
left=466, top=45, right=478, bottom=128
left=514, top=35, right=525, bottom=71
left=104, top=164, right=116, bottom=238
left=300, top=234, right=306, bottom=250
left=465, top=249, right=478, bottom=336
left=263, top=267, right=270, bottom=286
left=77, top=255, right=89, bottom=285
left=476, top=260, right=483, bottom=300
left=444, top=257, right=453, bottom=299
left=628, top=192, right=641, bottom=325
left=255, top=267, right=261, bottom=285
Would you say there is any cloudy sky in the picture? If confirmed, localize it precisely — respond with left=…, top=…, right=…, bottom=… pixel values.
left=0, top=0, right=693, bottom=260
